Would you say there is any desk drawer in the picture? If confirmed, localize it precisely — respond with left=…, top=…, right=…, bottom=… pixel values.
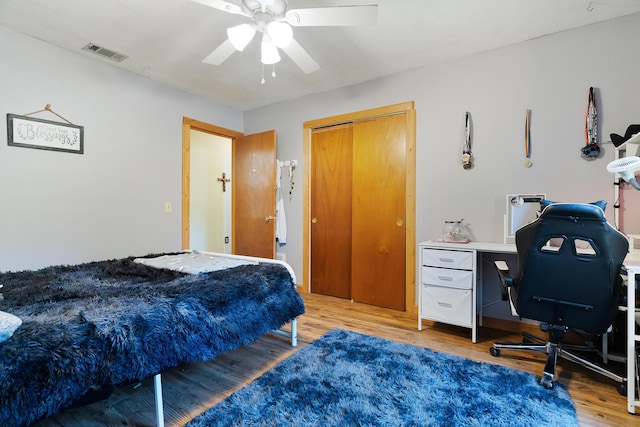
left=421, top=266, right=472, bottom=290
left=422, top=248, right=473, bottom=270
left=421, top=284, right=472, bottom=327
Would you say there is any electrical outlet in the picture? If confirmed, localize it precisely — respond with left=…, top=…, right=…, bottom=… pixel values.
left=164, top=202, right=172, bottom=213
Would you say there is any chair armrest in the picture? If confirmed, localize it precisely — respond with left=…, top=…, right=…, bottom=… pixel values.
left=494, top=260, right=513, bottom=301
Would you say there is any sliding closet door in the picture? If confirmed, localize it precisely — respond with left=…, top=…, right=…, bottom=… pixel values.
left=310, top=124, right=353, bottom=298
left=351, top=114, right=406, bottom=310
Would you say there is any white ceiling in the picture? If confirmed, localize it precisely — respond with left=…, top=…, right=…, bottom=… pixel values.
left=2, top=0, right=640, bottom=111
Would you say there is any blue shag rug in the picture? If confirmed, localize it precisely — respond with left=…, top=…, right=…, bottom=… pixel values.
left=187, top=329, right=579, bottom=427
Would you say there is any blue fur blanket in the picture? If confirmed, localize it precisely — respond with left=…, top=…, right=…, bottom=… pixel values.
left=0, top=255, right=305, bottom=427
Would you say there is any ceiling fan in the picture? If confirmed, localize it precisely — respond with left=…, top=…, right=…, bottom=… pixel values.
left=192, top=0, right=378, bottom=75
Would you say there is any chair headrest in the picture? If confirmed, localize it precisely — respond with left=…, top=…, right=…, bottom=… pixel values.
left=540, top=199, right=606, bottom=212
left=539, top=203, right=606, bottom=221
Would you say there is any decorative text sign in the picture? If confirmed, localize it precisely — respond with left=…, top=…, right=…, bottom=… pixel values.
left=7, top=113, right=84, bottom=154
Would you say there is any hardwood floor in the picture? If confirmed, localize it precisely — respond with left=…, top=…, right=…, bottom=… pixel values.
left=34, top=292, right=638, bottom=426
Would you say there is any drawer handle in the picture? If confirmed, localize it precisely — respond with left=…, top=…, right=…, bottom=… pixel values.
left=438, top=257, right=455, bottom=263
left=438, top=276, right=453, bottom=281
left=437, top=302, right=452, bottom=308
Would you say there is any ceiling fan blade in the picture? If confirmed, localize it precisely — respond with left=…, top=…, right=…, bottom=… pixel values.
left=286, top=5, right=378, bottom=27
left=281, top=38, right=321, bottom=74
left=202, top=38, right=236, bottom=65
left=191, top=0, right=249, bottom=17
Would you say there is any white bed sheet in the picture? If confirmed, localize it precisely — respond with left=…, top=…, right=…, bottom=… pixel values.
left=134, top=250, right=257, bottom=275
left=133, top=250, right=297, bottom=283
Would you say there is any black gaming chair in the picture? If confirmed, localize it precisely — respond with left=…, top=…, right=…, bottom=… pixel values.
left=489, top=203, right=629, bottom=394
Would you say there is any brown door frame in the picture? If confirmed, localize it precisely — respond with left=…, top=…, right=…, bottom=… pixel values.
left=181, top=117, right=243, bottom=250
left=302, top=102, right=417, bottom=314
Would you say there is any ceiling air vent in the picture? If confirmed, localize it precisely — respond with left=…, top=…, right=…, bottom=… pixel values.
left=81, top=43, right=128, bottom=62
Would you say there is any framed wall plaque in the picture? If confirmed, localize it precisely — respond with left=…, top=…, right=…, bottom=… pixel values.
left=7, top=113, right=84, bottom=154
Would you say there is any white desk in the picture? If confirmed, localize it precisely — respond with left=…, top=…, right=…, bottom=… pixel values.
left=623, top=250, right=640, bottom=414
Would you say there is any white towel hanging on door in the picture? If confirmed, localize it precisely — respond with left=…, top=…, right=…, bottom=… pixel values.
left=276, top=160, right=287, bottom=244
left=276, top=186, right=287, bottom=244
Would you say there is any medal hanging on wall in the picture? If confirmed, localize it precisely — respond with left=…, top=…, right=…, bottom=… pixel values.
left=288, top=162, right=295, bottom=201
left=523, top=109, right=532, bottom=168
left=461, top=111, right=473, bottom=169
left=581, top=86, right=601, bottom=160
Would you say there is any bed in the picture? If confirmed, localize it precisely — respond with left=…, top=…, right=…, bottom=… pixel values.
left=0, top=250, right=305, bottom=427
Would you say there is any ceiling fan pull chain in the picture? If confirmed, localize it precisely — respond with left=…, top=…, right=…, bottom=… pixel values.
left=260, top=64, right=277, bottom=83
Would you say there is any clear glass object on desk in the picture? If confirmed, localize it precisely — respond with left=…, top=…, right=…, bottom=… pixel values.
left=442, top=219, right=469, bottom=243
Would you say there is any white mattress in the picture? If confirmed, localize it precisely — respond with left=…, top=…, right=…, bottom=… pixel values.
left=134, top=250, right=257, bottom=275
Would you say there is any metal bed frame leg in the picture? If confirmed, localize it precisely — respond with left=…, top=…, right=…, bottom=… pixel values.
left=270, top=318, right=298, bottom=346
left=291, top=318, right=298, bottom=347
left=151, top=318, right=297, bottom=427
left=154, top=373, right=165, bottom=427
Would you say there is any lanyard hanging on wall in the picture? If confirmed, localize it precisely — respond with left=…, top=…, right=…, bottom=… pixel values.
left=581, top=86, right=601, bottom=160
left=523, top=109, right=532, bottom=168
left=461, top=111, right=473, bottom=169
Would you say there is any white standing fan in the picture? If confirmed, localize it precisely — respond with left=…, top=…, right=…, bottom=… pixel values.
left=607, top=156, right=640, bottom=190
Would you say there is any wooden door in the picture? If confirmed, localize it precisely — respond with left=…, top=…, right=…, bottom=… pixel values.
left=233, top=130, right=277, bottom=259
left=351, top=114, right=407, bottom=310
left=310, top=124, right=353, bottom=298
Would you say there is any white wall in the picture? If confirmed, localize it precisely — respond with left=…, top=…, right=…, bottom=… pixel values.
left=0, top=26, right=243, bottom=271
left=245, top=13, right=640, bottom=282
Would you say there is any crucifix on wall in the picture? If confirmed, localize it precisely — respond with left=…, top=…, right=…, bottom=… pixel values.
left=217, top=172, right=230, bottom=192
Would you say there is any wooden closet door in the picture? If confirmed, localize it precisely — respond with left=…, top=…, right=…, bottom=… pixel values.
left=310, top=124, right=353, bottom=298
left=351, top=114, right=406, bottom=310
left=233, top=130, right=277, bottom=259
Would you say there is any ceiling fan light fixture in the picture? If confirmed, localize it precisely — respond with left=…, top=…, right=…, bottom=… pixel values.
left=227, top=23, right=256, bottom=51
left=261, top=36, right=281, bottom=65
left=198, top=1, right=378, bottom=75
left=267, top=21, right=293, bottom=48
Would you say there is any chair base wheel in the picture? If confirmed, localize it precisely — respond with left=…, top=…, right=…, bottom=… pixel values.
left=489, top=347, right=500, bottom=357
left=539, top=373, right=554, bottom=390
left=617, top=382, right=627, bottom=396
